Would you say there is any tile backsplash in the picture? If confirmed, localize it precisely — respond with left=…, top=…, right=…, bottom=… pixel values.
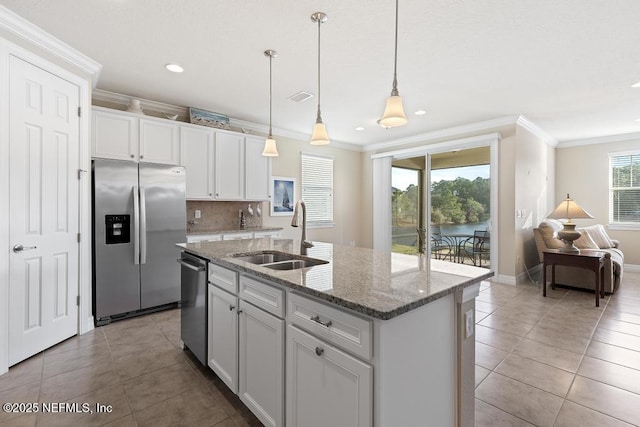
left=186, top=201, right=266, bottom=231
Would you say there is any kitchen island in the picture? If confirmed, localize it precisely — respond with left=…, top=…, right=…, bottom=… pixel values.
left=181, top=238, right=492, bottom=427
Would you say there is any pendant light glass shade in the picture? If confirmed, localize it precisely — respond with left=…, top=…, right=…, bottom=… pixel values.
left=310, top=121, right=330, bottom=145
left=311, top=12, right=330, bottom=145
left=262, top=49, right=279, bottom=157
left=380, top=95, right=407, bottom=127
left=262, top=137, right=279, bottom=156
left=380, top=0, right=407, bottom=128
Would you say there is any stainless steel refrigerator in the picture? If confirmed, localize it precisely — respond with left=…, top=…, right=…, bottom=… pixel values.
left=92, top=158, right=186, bottom=325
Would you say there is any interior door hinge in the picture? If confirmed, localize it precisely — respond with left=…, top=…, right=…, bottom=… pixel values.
left=77, top=233, right=81, bottom=243
left=76, top=296, right=80, bottom=306
left=77, top=106, right=81, bottom=117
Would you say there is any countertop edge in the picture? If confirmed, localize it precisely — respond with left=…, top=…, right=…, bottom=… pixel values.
left=183, top=247, right=493, bottom=320
left=187, top=226, right=283, bottom=236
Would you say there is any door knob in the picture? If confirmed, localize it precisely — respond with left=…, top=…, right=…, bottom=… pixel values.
left=13, top=244, right=37, bottom=253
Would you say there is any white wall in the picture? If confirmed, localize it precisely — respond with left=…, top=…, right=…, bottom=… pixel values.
left=556, top=137, right=640, bottom=265
left=261, top=135, right=365, bottom=247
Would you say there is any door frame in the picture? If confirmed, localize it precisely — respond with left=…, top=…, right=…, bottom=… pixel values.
left=372, top=133, right=500, bottom=273
left=0, top=39, right=94, bottom=374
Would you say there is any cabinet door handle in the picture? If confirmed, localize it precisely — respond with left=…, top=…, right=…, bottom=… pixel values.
left=311, top=315, right=332, bottom=328
left=130, top=154, right=135, bottom=158
left=315, top=347, right=324, bottom=356
left=237, top=309, right=243, bottom=314
left=229, top=305, right=235, bottom=311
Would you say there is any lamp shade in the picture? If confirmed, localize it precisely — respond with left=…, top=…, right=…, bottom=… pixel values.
left=379, top=95, right=407, bottom=128
left=548, top=194, right=594, bottom=223
left=262, top=137, right=279, bottom=156
left=310, top=121, right=330, bottom=145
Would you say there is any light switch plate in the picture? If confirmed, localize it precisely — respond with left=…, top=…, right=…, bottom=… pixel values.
left=464, top=309, right=474, bottom=338
left=195, top=210, right=201, bottom=219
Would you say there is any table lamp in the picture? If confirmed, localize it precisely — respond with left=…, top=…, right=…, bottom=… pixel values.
left=547, top=193, right=594, bottom=252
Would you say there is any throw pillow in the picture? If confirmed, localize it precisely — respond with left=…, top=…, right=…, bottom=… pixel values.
left=538, top=222, right=564, bottom=249
left=583, top=224, right=615, bottom=249
left=574, top=230, right=599, bottom=249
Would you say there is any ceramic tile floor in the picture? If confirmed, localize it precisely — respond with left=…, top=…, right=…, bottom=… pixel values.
left=475, top=270, right=640, bottom=427
left=2, top=272, right=640, bottom=426
left=0, top=309, right=262, bottom=427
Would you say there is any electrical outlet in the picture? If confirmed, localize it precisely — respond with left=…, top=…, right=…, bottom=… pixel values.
left=194, top=210, right=201, bottom=219
left=464, top=309, right=474, bottom=338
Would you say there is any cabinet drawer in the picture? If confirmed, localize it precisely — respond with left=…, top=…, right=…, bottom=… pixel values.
left=209, top=263, right=238, bottom=294
left=288, top=293, right=372, bottom=361
left=222, top=232, right=253, bottom=240
left=240, top=275, right=285, bottom=318
left=187, top=234, right=222, bottom=243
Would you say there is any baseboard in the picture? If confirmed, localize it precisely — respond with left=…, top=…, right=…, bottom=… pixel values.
left=624, top=264, right=640, bottom=272
left=493, top=274, right=516, bottom=285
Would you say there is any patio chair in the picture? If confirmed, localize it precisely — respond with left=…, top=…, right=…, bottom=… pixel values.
left=461, top=230, right=490, bottom=267
left=429, top=226, right=453, bottom=261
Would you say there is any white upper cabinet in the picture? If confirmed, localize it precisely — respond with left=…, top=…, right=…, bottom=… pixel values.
left=180, top=126, right=214, bottom=199
left=91, top=108, right=179, bottom=165
left=245, top=136, right=272, bottom=201
left=91, top=109, right=139, bottom=161
left=92, top=107, right=271, bottom=200
left=139, top=118, right=180, bottom=164
left=215, top=132, right=245, bottom=200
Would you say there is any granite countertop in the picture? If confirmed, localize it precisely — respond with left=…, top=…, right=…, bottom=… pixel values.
left=181, top=238, right=493, bottom=320
left=187, top=226, right=283, bottom=236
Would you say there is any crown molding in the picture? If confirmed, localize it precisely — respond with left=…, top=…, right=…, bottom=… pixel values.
left=370, top=133, right=501, bottom=159
left=0, top=5, right=101, bottom=85
left=558, top=131, right=640, bottom=148
left=515, top=116, right=558, bottom=147
left=92, top=89, right=363, bottom=151
left=363, top=115, right=520, bottom=152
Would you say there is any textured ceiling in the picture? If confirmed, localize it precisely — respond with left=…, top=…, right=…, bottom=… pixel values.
left=3, top=0, right=640, bottom=147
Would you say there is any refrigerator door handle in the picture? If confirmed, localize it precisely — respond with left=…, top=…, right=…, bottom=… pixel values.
left=132, top=186, right=140, bottom=265
left=140, top=186, right=147, bottom=264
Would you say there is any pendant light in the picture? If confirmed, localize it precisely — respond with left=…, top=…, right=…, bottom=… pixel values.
left=310, top=12, right=330, bottom=145
left=379, top=0, right=407, bottom=128
left=262, top=49, right=279, bottom=156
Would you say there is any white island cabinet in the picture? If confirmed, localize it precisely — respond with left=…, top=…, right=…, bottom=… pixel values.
left=207, top=264, right=284, bottom=427
left=184, top=239, right=489, bottom=427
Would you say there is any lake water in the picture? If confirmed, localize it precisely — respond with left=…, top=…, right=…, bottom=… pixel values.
left=392, top=221, right=491, bottom=246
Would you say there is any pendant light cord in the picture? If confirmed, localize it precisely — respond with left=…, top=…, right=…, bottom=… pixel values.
left=391, top=0, right=399, bottom=96
left=268, top=53, right=273, bottom=138
left=316, top=17, right=322, bottom=122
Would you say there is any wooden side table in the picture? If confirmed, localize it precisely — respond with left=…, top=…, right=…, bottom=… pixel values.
left=542, top=249, right=609, bottom=307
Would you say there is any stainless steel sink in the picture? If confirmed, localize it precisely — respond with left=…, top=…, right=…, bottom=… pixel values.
left=233, top=252, right=295, bottom=265
left=262, top=259, right=327, bottom=270
left=232, top=251, right=327, bottom=270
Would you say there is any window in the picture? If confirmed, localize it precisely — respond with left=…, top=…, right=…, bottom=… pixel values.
left=301, top=153, right=334, bottom=226
left=609, top=152, right=640, bottom=227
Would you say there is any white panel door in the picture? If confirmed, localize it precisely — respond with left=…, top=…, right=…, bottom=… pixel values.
left=9, top=55, right=79, bottom=365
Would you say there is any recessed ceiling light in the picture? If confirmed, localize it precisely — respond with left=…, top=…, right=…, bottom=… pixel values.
left=632, top=82, right=640, bottom=88
left=414, top=109, right=427, bottom=115
left=355, top=126, right=365, bottom=131
left=165, top=63, right=184, bottom=73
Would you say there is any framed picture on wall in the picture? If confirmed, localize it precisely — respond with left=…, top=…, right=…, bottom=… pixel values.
left=271, top=176, right=296, bottom=216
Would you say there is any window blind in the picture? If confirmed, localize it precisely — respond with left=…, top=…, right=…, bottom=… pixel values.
left=609, top=153, right=640, bottom=224
left=301, top=154, right=334, bottom=224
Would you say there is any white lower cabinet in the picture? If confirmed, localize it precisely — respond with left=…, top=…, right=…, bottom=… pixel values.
left=286, top=325, right=373, bottom=427
left=207, top=283, right=238, bottom=393
left=239, top=300, right=284, bottom=427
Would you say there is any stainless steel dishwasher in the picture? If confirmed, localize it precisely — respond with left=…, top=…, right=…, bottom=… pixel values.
left=178, top=252, right=207, bottom=366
